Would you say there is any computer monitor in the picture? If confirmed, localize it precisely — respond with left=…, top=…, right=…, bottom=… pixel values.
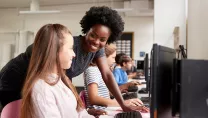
left=172, top=59, right=181, bottom=116
left=144, top=54, right=149, bottom=91
left=150, top=44, right=176, bottom=118
left=177, top=59, right=208, bottom=118
left=137, top=60, right=144, bottom=70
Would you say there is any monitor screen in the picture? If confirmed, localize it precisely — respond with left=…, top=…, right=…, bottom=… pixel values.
left=150, top=44, right=176, bottom=118
left=144, top=54, right=149, bottom=91
left=137, top=60, right=144, bottom=70
left=172, top=59, right=181, bottom=116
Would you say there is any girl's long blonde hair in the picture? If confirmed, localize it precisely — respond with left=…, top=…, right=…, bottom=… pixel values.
left=20, top=24, right=84, bottom=118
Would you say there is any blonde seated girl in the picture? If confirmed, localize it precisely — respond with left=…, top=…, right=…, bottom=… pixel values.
left=20, top=24, right=94, bottom=118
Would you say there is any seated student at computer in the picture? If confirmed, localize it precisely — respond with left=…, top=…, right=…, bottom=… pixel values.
left=114, top=53, right=126, bottom=69
left=114, top=54, right=139, bottom=90
left=113, top=55, right=140, bottom=86
left=20, top=24, right=94, bottom=118
left=84, top=44, right=145, bottom=110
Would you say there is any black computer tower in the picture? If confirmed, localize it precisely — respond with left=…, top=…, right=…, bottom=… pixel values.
left=179, top=59, right=208, bottom=118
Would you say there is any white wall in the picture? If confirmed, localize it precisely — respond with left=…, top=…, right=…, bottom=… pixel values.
left=154, top=0, right=186, bottom=48
left=0, top=33, right=16, bottom=69
left=0, top=3, right=153, bottom=86
left=124, top=17, right=153, bottom=60
left=187, top=0, right=208, bottom=59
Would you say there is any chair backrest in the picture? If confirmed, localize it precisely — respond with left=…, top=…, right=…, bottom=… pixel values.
left=1, top=99, right=21, bottom=118
left=79, top=90, right=86, bottom=108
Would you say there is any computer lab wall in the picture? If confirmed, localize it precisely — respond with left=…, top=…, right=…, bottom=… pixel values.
left=154, top=0, right=187, bottom=49
left=0, top=1, right=154, bottom=86
left=187, top=0, right=208, bottom=59
left=154, top=0, right=208, bottom=60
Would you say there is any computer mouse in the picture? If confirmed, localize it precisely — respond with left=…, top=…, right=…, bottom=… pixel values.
left=128, top=85, right=138, bottom=92
left=138, top=89, right=148, bottom=94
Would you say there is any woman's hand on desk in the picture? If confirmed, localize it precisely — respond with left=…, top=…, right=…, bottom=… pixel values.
left=139, top=106, right=150, bottom=113
left=121, top=103, right=149, bottom=113
left=124, top=98, right=143, bottom=106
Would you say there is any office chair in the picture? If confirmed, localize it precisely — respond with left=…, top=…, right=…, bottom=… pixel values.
left=1, top=99, right=21, bottom=118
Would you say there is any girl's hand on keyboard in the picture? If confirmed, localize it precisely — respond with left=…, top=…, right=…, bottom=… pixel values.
left=139, top=106, right=150, bottom=113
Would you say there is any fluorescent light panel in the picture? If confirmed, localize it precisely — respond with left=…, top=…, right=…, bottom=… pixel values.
left=19, top=10, right=61, bottom=14
left=113, top=8, right=133, bottom=12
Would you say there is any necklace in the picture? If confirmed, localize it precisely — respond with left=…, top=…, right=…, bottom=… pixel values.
left=47, top=73, right=59, bottom=83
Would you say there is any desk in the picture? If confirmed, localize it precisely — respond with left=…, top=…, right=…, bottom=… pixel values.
left=99, top=107, right=150, bottom=118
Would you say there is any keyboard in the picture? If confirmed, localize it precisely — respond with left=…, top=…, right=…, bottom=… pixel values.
left=122, top=92, right=138, bottom=100
left=127, top=85, right=138, bottom=92
left=140, top=81, right=146, bottom=84
left=138, top=88, right=148, bottom=94
left=114, top=111, right=142, bottom=118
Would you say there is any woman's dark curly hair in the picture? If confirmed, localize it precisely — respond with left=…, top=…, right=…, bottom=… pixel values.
left=80, top=6, right=124, bottom=44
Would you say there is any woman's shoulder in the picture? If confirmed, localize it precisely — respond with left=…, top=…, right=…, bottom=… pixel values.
left=73, top=35, right=83, bottom=45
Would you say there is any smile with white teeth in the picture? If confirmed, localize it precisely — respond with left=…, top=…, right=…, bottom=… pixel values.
left=90, top=44, right=98, bottom=49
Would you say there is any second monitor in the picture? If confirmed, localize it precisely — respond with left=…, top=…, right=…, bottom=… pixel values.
left=150, top=44, right=176, bottom=118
